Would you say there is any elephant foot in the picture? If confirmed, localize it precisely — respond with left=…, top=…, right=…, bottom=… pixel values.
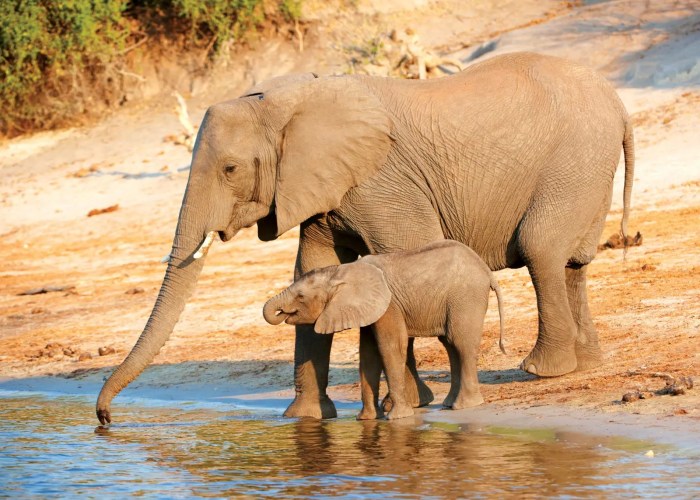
left=386, top=403, right=414, bottom=420
left=451, top=392, right=484, bottom=410
left=381, top=377, right=434, bottom=413
left=283, top=394, right=337, bottom=419
left=520, top=343, right=577, bottom=378
left=574, top=342, right=603, bottom=372
left=442, top=392, right=457, bottom=408
left=357, top=404, right=384, bottom=421
left=415, top=377, right=435, bottom=407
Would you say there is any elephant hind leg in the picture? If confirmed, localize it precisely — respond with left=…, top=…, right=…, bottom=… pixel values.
left=446, top=310, right=485, bottom=410
left=567, top=264, right=603, bottom=371
left=517, top=212, right=579, bottom=377
left=566, top=190, right=612, bottom=372
left=520, top=260, right=578, bottom=377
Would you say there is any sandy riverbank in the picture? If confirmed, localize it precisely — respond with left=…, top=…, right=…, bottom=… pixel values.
left=1, top=0, right=698, bottom=435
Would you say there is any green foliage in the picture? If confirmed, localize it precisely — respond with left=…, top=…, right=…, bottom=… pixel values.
left=170, top=0, right=265, bottom=49
left=279, top=0, right=302, bottom=22
left=0, top=0, right=300, bottom=136
left=0, top=0, right=128, bottom=134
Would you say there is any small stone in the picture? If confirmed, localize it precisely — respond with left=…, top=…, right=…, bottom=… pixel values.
left=63, top=347, right=77, bottom=357
left=98, top=346, right=115, bottom=356
left=644, top=450, right=654, bottom=458
left=622, top=391, right=640, bottom=403
left=78, top=352, right=92, bottom=361
left=125, top=287, right=145, bottom=295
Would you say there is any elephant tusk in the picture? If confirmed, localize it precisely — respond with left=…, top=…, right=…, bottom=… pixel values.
left=193, top=231, right=216, bottom=259
left=160, top=254, right=171, bottom=264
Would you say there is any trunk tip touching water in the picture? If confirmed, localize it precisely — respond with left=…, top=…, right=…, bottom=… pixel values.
left=95, top=254, right=206, bottom=424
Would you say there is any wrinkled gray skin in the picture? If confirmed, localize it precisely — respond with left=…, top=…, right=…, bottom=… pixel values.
left=96, top=52, right=634, bottom=424
left=263, top=240, right=506, bottom=420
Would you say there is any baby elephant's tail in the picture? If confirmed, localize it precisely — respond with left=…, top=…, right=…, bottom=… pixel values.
left=490, top=276, right=506, bottom=355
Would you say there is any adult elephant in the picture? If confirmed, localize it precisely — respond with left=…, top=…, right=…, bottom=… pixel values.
left=96, top=52, right=634, bottom=424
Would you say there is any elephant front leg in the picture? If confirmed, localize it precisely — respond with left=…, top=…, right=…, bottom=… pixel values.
left=284, top=326, right=337, bottom=419
left=438, top=336, right=460, bottom=408
left=284, top=222, right=359, bottom=419
left=566, top=265, right=603, bottom=371
left=406, top=338, right=434, bottom=407
left=373, top=307, right=414, bottom=420
left=381, top=337, right=434, bottom=412
left=357, top=327, right=384, bottom=420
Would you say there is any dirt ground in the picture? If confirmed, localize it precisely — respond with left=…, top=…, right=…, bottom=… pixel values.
left=1, top=0, right=698, bottom=425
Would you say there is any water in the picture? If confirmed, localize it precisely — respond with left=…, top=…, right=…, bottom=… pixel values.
left=1, top=393, right=699, bottom=498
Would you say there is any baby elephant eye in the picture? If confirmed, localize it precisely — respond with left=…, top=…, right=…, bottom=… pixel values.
left=224, top=165, right=236, bottom=174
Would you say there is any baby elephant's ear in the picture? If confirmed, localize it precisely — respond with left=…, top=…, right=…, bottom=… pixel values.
left=314, top=262, right=391, bottom=334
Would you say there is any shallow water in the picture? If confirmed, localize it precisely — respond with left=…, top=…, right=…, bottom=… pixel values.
left=1, top=393, right=699, bottom=498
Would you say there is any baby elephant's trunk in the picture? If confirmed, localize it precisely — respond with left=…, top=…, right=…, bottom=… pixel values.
left=263, top=289, right=290, bottom=325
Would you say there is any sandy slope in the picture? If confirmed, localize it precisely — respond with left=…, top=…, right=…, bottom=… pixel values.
left=0, top=0, right=698, bottom=428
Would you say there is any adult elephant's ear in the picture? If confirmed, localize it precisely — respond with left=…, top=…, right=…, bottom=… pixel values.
left=269, top=76, right=392, bottom=237
left=315, top=262, right=391, bottom=334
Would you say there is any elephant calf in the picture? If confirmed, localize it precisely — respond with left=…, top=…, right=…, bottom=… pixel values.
left=263, top=240, right=505, bottom=420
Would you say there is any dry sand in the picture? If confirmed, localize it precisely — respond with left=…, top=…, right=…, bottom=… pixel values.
left=1, top=0, right=698, bottom=440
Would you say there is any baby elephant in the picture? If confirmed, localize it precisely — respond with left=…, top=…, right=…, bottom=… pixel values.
left=263, top=240, right=505, bottom=420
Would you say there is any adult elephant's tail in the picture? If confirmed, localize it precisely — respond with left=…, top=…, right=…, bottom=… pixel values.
left=621, top=120, right=635, bottom=257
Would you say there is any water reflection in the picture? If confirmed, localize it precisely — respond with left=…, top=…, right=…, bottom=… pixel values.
left=1, top=394, right=699, bottom=498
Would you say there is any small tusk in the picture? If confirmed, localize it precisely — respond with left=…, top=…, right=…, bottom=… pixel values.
left=160, top=254, right=171, bottom=264
left=193, top=231, right=216, bottom=259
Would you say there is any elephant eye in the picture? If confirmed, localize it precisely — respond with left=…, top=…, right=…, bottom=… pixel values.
left=224, top=165, right=237, bottom=174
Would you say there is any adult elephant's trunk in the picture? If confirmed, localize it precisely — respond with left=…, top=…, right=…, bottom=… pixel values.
left=263, top=289, right=292, bottom=325
left=96, top=203, right=211, bottom=425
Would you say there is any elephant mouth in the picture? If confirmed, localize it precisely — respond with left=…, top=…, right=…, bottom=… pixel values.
left=277, top=309, right=297, bottom=324
left=218, top=228, right=238, bottom=242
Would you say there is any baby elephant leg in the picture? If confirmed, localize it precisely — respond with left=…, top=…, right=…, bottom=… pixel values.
left=372, top=306, right=414, bottom=420
left=381, top=338, right=434, bottom=412
left=438, top=336, right=461, bottom=408
left=358, top=326, right=384, bottom=420
left=447, top=310, right=485, bottom=410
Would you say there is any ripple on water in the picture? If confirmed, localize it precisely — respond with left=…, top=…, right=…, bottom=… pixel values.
left=1, top=394, right=699, bottom=498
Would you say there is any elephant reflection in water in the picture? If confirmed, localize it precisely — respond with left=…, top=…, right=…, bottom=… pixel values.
left=292, top=419, right=608, bottom=497
left=94, top=416, right=616, bottom=495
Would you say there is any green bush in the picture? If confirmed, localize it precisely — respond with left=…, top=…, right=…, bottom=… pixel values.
left=0, top=0, right=299, bottom=137
left=279, top=0, right=302, bottom=22
left=0, top=0, right=128, bottom=134
left=170, top=0, right=265, bottom=49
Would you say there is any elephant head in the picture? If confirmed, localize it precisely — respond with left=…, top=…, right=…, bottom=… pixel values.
left=263, top=262, right=392, bottom=334
left=96, top=74, right=393, bottom=424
